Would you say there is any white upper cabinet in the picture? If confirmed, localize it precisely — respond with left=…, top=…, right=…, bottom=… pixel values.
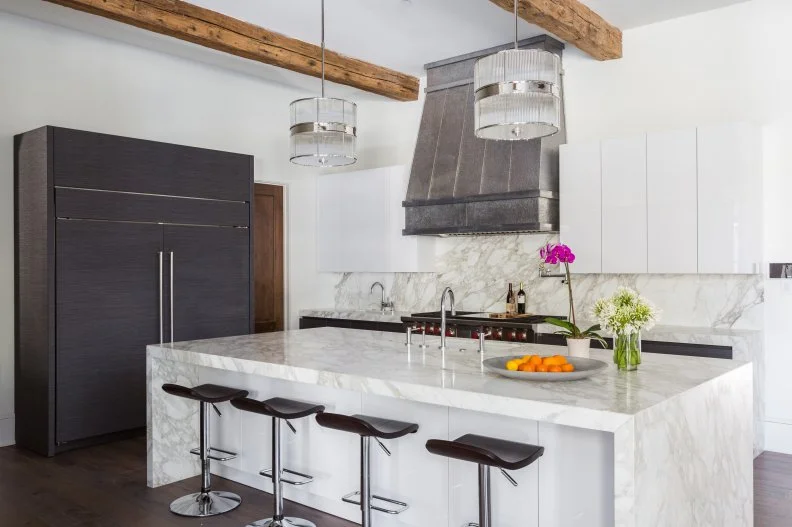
left=697, top=123, right=763, bottom=274
left=560, top=123, right=761, bottom=275
left=317, top=166, right=436, bottom=273
left=601, top=136, right=648, bottom=273
left=646, top=129, right=698, bottom=273
left=560, top=142, right=602, bottom=273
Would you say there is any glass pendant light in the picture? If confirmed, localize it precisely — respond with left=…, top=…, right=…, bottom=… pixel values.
left=290, top=0, right=357, bottom=167
left=473, top=0, right=561, bottom=141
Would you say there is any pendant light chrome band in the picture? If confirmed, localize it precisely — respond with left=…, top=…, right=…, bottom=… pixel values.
left=290, top=122, right=357, bottom=136
left=474, top=80, right=560, bottom=103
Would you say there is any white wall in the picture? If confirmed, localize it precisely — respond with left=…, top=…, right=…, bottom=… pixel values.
left=562, top=0, right=792, bottom=454
left=0, top=11, right=423, bottom=445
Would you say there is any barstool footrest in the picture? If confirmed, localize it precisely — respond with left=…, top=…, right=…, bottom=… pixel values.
left=189, top=447, right=238, bottom=462
left=341, top=491, right=409, bottom=515
left=259, top=467, right=314, bottom=486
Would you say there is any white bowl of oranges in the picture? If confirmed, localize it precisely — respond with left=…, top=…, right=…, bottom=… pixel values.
left=483, top=354, right=608, bottom=382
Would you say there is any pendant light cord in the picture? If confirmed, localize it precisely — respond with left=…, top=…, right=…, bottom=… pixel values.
left=514, top=0, right=518, bottom=50
left=321, top=0, right=326, bottom=98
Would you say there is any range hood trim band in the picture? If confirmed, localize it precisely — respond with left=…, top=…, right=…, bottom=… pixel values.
left=403, top=189, right=559, bottom=207
left=402, top=224, right=558, bottom=236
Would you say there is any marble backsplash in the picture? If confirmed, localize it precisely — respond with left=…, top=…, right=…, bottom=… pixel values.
left=333, top=234, right=764, bottom=330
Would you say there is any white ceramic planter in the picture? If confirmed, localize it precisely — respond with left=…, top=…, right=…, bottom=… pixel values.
left=566, top=337, right=591, bottom=359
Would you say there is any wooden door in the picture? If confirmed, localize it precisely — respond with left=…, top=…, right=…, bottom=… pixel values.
left=164, top=224, right=251, bottom=342
left=55, top=220, right=163, bottom=443
left=253, top=184, right=284, bottom=333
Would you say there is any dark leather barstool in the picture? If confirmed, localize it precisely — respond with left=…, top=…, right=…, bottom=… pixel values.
left=231, top=397, right=326, bottom=527
left=315, top=413, right=419, bottom=527
left=161, top=383, right=249, bottom=517
left=426, top=434, right=544, bottom=527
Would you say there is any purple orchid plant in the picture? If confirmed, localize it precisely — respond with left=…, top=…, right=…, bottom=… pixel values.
left=540, top=243, right=606, bottom=344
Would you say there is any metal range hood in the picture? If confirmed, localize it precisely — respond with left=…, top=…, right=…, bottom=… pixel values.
left=403, top=36, right=566, bottom=236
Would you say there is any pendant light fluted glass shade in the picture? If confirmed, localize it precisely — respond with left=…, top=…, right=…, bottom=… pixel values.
left=473, top=49, right=561, bottom=141
left=290, top=97, right=357, bottom=167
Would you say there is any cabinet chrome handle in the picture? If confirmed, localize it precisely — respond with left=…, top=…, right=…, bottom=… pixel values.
left=170, top=251, right=174, bottom=344
left=159, top=251, right=164, bottom=345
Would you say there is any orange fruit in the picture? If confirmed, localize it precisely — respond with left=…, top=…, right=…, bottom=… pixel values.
left=543, top=356, right=566, bottom=367
left=518, top=363, right=536, bottom=372
left=529, top=355, right=543, bottom=366
left=548, top=365, right=562, bottom=373
left=535, top=364, right=549, bottom=373
left=506, top=360, right=520, bottom=371
left=561, top=363, right=575, bottom=372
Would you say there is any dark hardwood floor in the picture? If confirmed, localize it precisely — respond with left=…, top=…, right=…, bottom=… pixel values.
left=1, top=437, right=791, bottom=526
left=0, top=437, right=355, bottom=527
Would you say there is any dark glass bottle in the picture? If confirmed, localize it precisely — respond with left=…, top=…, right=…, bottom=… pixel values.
left=506, top=283, right=516, bottom=314
left=517, top=282, right=526, bottom=314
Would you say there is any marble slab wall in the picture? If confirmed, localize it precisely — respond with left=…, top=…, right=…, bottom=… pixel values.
left=333, top=234, right=764, bottom=330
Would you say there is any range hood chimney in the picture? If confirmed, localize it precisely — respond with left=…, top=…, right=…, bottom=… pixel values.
left=404, top=36, right=566, bottom=236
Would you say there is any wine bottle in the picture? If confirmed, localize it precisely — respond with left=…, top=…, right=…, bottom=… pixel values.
left=517, top=282, right=526, bottom=314
left=506, top=283, right=516, bottom=315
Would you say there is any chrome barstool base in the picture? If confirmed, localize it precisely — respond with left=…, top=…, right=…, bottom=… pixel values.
left=169, top=491, right=242, bottom=517
left=248, top=517, right=317, bottom=527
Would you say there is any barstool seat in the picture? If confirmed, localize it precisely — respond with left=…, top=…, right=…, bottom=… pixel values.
left=231, top=396, right=325, bottom=527
left=425, top=433, right=543, bottom=527
left=232, top=397, right=325, bottom=420
left=315, top=413, right=419, bottom=439
left=161, top=383, right=248, bottom=518
left=426, top=434, right=544, bottom=471
left=162, top=383, right=248, bottom=403
left=316, top=412, right=418, bottom=526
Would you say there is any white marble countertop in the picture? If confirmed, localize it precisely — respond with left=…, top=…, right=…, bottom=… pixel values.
left=148, top=327, right=749, bottom=433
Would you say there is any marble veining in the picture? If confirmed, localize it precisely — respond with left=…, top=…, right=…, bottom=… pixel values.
left=147, top=328, right=747, bottom=432
left=332, top=234, right=763, bottom=331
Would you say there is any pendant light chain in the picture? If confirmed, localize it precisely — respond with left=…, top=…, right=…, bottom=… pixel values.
left=321, top=0, right=325, bottom=98
left=514, top=0, right=518, bottom=50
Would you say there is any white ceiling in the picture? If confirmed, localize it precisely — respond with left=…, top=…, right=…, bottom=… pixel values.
left=188, top=0, right=752, bottom=75
left=0, top=0, right=752, bottom=99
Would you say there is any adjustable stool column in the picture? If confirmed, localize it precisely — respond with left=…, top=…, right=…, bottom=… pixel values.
left=315, top=412, right=418, bottom=527
left=426, top=434, right=544, bottom=527
left=161, top=383, right=249, bottom=517
left=231, top=396, right=326, bottom=527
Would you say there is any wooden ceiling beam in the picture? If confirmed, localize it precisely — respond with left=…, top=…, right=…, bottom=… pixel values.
left=489, top=0, right=622, bottom=60
left=43, top=0, right=420, bottom=101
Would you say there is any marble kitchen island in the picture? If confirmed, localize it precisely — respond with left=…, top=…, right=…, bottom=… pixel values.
left=147, top=328, right=753, bottom=527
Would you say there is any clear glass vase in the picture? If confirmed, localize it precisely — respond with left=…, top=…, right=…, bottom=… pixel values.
left=613, top=331, right=641, bottom=371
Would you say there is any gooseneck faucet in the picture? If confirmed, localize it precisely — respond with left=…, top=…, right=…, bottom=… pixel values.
left=370, top=282, right=394, bottom=312
left=371, top=281, right=385, bottom=310
left=439, top=287, right=456, bottom=353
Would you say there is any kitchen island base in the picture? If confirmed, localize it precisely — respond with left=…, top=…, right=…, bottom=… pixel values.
left=148, top=329, right=753, bottom=527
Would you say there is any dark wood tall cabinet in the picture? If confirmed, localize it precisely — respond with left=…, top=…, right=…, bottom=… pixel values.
left=15, top=127, right=254, bottom=456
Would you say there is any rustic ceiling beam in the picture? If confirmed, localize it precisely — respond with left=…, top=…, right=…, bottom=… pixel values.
left=489, top=0, right=622, bottom=60
left=43, top=0, right=420, bottom=101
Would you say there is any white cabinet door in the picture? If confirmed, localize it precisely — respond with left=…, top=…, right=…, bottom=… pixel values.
left=316, top=170, right=390, bottom=272
left=697, top=123, right=763, bottom=274
left=560, top=142, right=602, bottom=273
left=601, top=136, right=648, bottom=273
left=646, top=129, right=698, bottom=273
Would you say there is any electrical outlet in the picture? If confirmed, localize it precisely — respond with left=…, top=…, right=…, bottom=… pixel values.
left=769, top=263, right=792, bottom=278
